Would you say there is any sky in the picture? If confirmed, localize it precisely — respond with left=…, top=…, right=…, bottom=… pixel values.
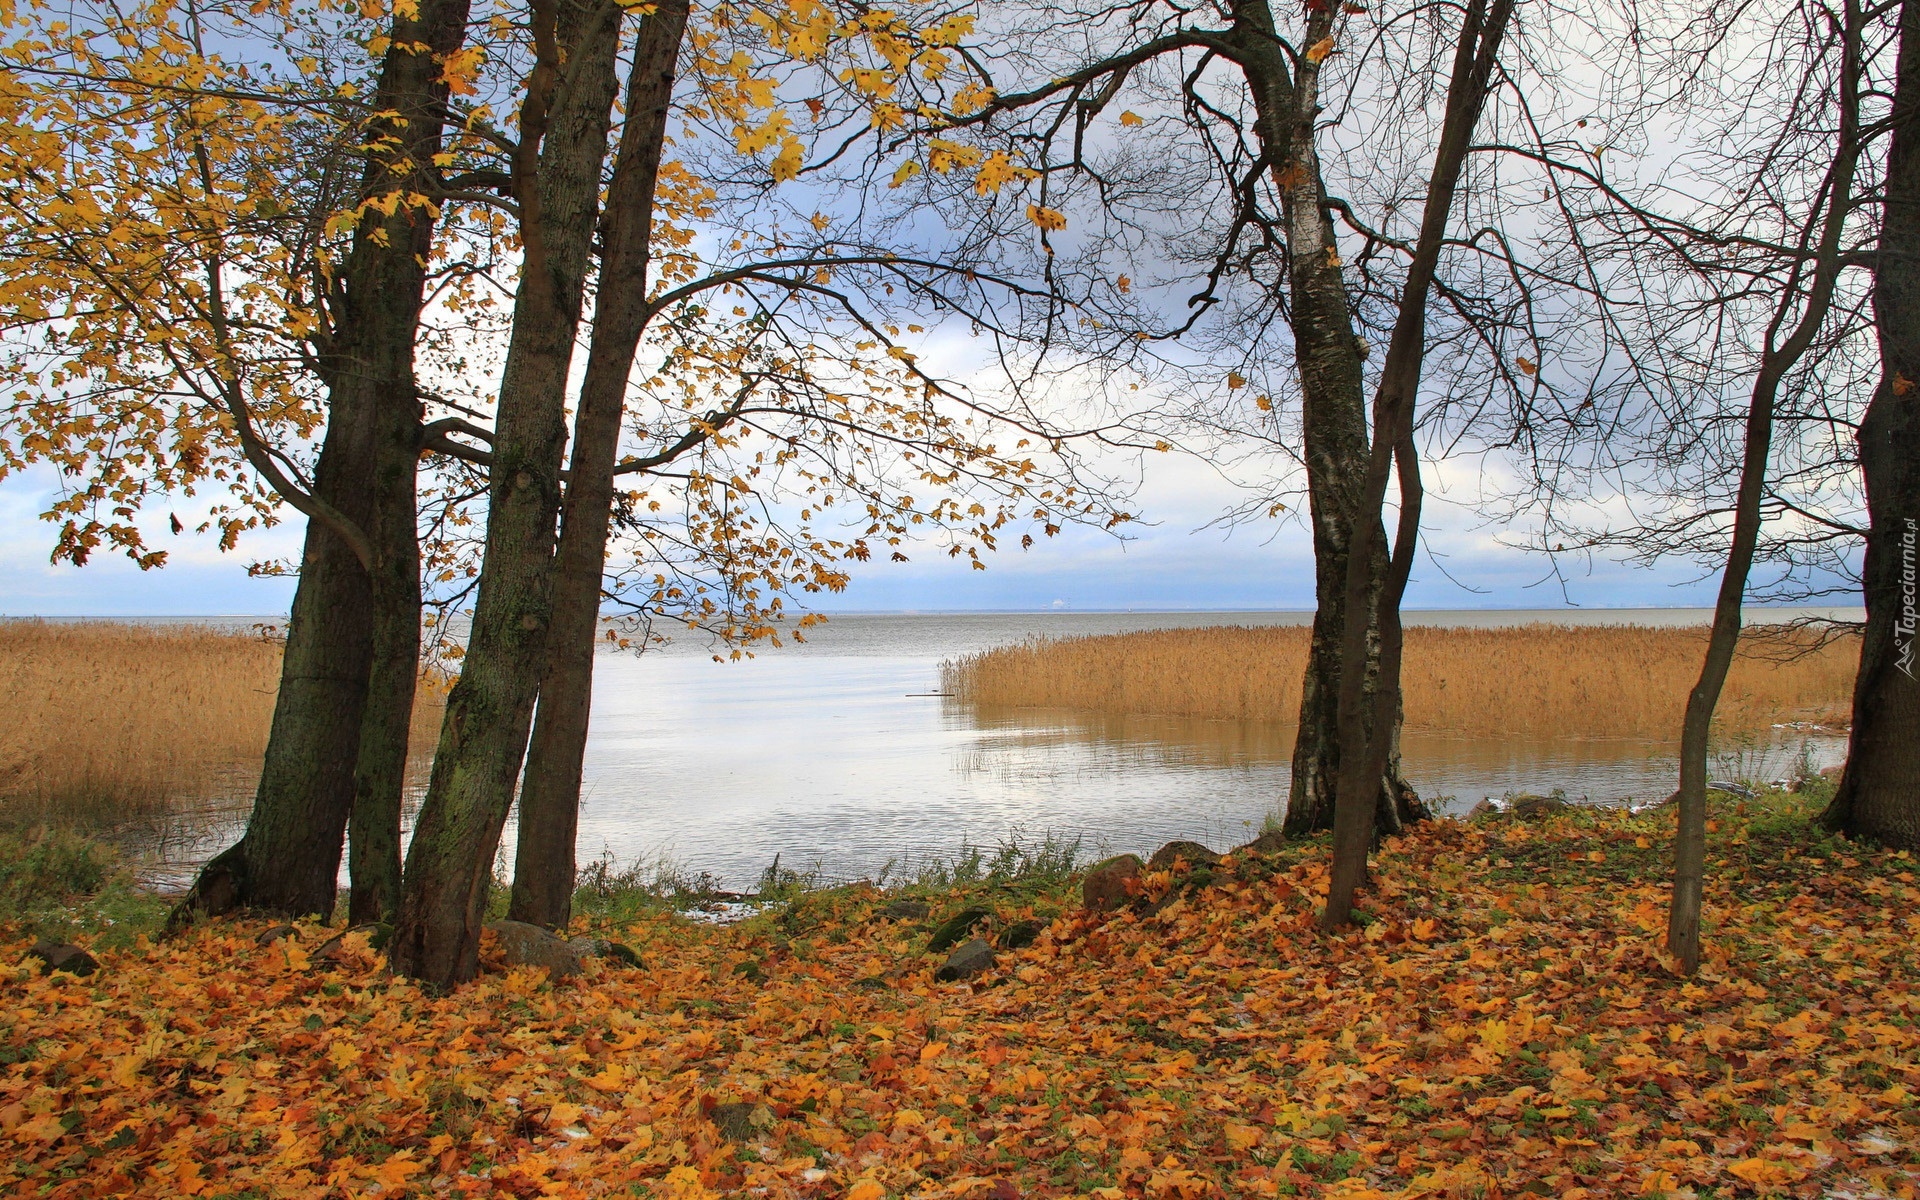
left=0, top=448, right=1797, bottom=618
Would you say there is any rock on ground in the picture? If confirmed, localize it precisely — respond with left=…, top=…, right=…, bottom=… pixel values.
left=569, top=936, right=642, bottom=968
left=27, top=941, right=97, bottom=977
left=935, top=937, right=995, bottom=982
left=1236, top=829, right=1286, bottom=854
left=1147, top=840, right=1222, bottom=872
left=876, top=899, right=930, bottom=922
left=485, top=920, right=583, bottom=980
left=1081, top=854, right=1142, bottom=913
left=927, top=907, right=990, bottom=953
left=1510, top=794, right=1572, bottom=818
left=997, top=919, right=1045, bottom=951
left=708, top=1101, right=774, bottom=1141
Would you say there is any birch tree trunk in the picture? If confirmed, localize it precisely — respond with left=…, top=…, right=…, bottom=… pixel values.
left=1229, top=0, right=1425, bottom=840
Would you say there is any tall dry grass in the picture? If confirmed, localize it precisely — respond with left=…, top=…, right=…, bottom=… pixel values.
left=940, top=623, right=1858, bottom=739
left=0, top=620, right=443, bottom=824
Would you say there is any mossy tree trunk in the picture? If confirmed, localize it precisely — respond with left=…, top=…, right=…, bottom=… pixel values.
left=174, top=0, right=471, bottom=924
left=388, top=0, right=626, bottom=987
left=509, top=0, right=693, bottom=930
left=347, top=389, right=424, bottom=924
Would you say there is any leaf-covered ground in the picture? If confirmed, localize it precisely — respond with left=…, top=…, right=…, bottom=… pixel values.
left=4, top=805, right=1917, bottom=1199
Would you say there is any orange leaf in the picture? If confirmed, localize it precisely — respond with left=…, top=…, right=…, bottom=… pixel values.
left=1026, top=204, right=1067, bottom=231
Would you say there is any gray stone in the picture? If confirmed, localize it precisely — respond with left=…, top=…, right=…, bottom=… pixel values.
left=935, top=937, right=995, bottom=982
left=997, top=919, right=1044, bottom=951
left=1236, top=829, right=1286, bottom=855
left=1081, top=854, right=1142, bottom=913
left=710, top=1101, right=774, bottom=1141
left=1510, top=794, right=1572, bottom=818
left=1147, top=840, right=1221, bottom=872
left=485, top=920, right=583, bottom=980
left=27, top=941, right=96, bottom=977
left=1465, top=798, right=1501, bottom=820
left=568, top=936, right=641, bottom=968
left=877, top=899, right=931, bottom=922
left=928, top=907, right=991, bottom=953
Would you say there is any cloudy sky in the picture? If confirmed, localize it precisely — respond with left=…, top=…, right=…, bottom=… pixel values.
left=0, top=446, right=1788, bottom=618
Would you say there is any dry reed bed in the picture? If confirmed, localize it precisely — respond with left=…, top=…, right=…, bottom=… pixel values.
left=940, top=623, right=1858, bottom=739
left=0, top=620, right=441, bottom=818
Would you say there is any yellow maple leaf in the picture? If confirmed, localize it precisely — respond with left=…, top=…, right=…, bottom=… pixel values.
left=370, top=1152, right=423, bottom=1188
left=974, top=151, right=1029, bottom=195
left=16, top=1113, right=68, bottom=1142
left=1026, top=204, right=1067, bottom=231
left=1223, top=1122, right=1261, bottom=1151
left=1726, top=1157, right=1794, bottom=1186
left=1305, top=37, right=1336, bottom=63
left=847, top=1180, right=885, bottom=1200
left=1119, top=110, right=1143, bottom=126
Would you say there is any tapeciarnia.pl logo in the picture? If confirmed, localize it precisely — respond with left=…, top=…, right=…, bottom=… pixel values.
left=1899, top=516, right=1917, bottom=680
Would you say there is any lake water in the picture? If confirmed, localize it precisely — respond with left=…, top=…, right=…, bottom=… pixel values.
left=131, top=608, right=1855, bottom=891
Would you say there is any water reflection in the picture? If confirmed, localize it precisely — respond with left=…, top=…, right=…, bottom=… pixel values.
left=110, top=611, right=1851, bottom=892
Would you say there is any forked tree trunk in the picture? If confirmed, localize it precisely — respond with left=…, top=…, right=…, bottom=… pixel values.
left=389, top=0, right=626, bottom=987
left=1229, top=0, right=1425, bottom=841
left=1670, top=5, right=1862, bottom=971
left=510, top=0, right=692, bottom=929
left=172, top=0, right=471, bottom=925
left=1325, top=0, right=1512, bottom=930
left=1824, top=0, right=1920, bottom=851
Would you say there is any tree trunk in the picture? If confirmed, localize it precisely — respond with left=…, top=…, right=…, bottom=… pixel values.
left=1671, top=5, right=1862, bottom=971
left=1668, top=394, right=1777, bottom=973
left=1325, top=0, right=1512, bottom=930
left=389, top=0, right=625, bottom=987
left=1229, top=0, right=1425, bottom=841
left=347, top=393, right=424, bottom=924
left=172, top=0, right=471, bottom=925
left=510, top=0, right=692, bottom=930
left=1287, top=576, right=1423, bottom=835
left=1824, top=0, right=1920, bottom=851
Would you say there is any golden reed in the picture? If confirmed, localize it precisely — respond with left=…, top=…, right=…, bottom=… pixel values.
left=0, top=620, right=442, bottom=817
left=940, top=624, right=1858, bottom=739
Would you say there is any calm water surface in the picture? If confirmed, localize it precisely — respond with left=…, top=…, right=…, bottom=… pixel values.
left=134, top=609, right=1854, bottom=890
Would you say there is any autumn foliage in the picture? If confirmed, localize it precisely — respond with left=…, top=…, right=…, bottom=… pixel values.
left=5, top=804, right=1916, bottom=1198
